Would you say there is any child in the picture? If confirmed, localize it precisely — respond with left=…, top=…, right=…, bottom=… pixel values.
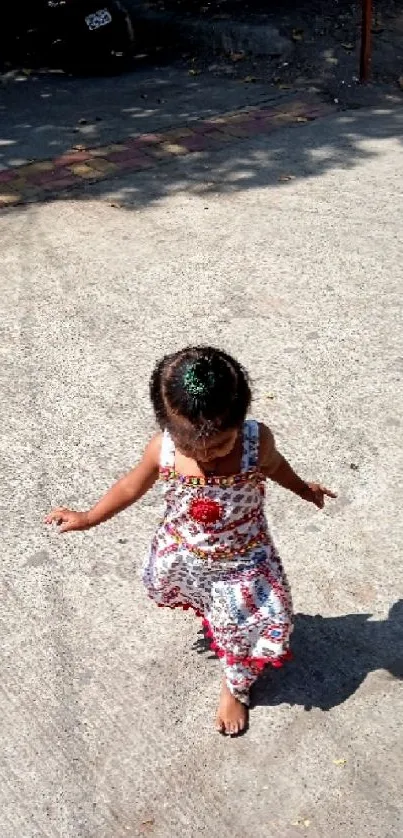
left=45, top=346, right=335, bottom=736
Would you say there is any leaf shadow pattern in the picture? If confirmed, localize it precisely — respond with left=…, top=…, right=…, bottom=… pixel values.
left=1, top=67, right=402, bottom=213
left=192, top=600, right=403, bottom=711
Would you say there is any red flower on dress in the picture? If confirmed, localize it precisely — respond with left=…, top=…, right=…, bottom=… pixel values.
left=189, top=497, right=222, bottom=525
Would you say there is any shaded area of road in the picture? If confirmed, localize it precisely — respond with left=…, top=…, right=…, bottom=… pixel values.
left=0, top=68, right=402, bottom=214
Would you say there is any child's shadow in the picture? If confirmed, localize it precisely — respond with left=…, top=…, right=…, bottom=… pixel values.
left=193, top=600, right=403, bottom=710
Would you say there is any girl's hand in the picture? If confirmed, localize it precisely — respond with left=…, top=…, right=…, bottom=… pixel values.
left=303, top=483, right=337, bottom=509
left=44, top=508, right=91, bottom=533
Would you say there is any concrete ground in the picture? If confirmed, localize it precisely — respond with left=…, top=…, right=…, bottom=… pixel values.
left=1, top=68, right=403, bottom=838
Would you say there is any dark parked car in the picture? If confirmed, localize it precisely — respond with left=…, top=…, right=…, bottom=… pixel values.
left=1, top=0, right=135, bottom=74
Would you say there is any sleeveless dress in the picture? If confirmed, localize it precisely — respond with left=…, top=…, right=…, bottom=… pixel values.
left=143, top=420, right=294, bottom=703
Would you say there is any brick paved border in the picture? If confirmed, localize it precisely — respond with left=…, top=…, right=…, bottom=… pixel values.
left=0, top=98, right=332, bottom=209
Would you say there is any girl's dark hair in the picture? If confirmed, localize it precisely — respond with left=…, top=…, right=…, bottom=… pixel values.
left=150, top=346, right=251, bottom=437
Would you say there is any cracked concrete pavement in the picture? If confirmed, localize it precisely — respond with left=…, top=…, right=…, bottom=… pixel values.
left=1, top=67, right=403, bottom=838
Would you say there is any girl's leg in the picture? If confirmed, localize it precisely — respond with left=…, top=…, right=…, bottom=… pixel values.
left=215, top=679, right=248, bottom=736
left=215, top=660, right=258, bottom=735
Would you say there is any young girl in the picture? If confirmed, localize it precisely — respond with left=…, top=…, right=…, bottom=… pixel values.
left=46, top=346, right=335, bottom=736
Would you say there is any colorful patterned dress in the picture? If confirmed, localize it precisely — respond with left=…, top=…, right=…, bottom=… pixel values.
left=143, top=420, right=293, bottom=703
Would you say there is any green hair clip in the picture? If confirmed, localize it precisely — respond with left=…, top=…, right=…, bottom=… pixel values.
left=183, top=365, right=215, bottom=397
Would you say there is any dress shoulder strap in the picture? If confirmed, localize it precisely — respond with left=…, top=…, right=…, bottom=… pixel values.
left=240, top=420, right=259, bottom=472
left=160, top=429, right=176, bottom=469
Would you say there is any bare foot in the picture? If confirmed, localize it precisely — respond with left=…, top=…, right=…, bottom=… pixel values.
left=215, top=679, right=248, bottom=736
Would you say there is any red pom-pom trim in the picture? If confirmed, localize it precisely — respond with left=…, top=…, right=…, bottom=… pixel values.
left=150, top=596, right=293, bottom=672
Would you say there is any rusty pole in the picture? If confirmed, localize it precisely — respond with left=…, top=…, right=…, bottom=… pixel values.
left=360, top=0, right=372, bottom=82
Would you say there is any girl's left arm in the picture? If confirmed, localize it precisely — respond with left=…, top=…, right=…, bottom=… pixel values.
left=259, top=423, right=336, bottom=509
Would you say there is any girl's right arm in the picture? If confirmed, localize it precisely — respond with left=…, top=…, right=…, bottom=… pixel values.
left=45, top=434, right=161, bottom=533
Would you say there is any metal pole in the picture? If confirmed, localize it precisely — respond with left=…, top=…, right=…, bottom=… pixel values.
left=360, top=0, right=372, bottom=82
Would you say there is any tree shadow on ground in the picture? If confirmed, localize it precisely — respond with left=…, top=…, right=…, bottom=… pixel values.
left=193, top=600, right=403, bottom=711
left=92, top=101, right=403, bottom=213
left=0, top=66, right=285, bottom=168
left=1, top=66, right=402, bottom=213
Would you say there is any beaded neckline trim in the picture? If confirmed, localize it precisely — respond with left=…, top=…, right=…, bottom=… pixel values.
left=158, top=466, right=264, bottom=487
